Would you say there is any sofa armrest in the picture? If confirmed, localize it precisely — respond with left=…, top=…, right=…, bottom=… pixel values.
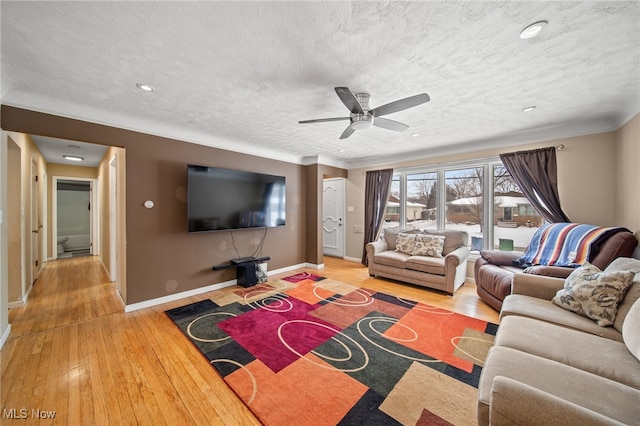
left=445, top=246, right=471, bottom=267
left=366, top=239, right=388, bottom=256
left=479, top=250, right=524, bottom=266
left=489, top=376, right=621, bottom=426
left=511, top=273, right=565, bottom=300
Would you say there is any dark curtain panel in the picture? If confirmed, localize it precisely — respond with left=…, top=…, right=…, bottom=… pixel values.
left=362, top=168, right=394, bottom=265
left=500, top=147, right=570, bottom=223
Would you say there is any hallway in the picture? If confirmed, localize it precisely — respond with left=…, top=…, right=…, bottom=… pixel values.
left=1, top=257, right=259, bottom=425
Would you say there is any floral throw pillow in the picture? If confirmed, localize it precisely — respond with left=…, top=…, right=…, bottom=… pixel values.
left=394, top=233, right=417, bottom=255
left=412, top=235, right=445, bottom=258
left=552, top=262, right=634, bottom=326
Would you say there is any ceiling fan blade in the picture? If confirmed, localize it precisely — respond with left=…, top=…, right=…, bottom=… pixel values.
left=373, top=117, right=409, bottom=132
left=335, top=87, right=364, bottom=114
left=339, top=124, right=356, bottom=139
left=298, top=117, right=350, bottom=124
left=370, top=93, right=430, bottom=117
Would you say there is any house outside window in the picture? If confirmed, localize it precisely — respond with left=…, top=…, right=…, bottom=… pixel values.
left=385, top=159, right=542, bottom=252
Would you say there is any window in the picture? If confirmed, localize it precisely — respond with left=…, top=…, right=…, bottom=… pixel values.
left=387, top=159, right=542, bottom=252
left=406, top=172, right=437, bottom=230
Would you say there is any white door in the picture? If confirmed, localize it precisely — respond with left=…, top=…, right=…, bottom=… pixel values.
left=31, top=160, right=41, bottom=283
left=323, top=178, right=345, bottom=257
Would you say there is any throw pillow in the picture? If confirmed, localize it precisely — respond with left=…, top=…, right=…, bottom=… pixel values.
left=394, top=233, right=417, bottom=255
left=412, top=234, right=445, bottom=258
left=552, top=262, right=635, bottom=326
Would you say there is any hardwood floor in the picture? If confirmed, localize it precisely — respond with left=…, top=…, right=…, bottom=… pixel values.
left=1, top=256, right=498, bottom=425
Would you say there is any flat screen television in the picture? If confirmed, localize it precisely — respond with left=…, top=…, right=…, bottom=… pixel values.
left=187, top=165, right=286, bottom=232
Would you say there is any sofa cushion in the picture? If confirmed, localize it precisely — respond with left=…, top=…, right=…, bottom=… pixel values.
left=423, top=229, right=467, bottom=255
left=373, top=250, right=411, bottom=269
left=405, top=256, right=445, bottom=275
left=383, top=228, right=420, bottom=251
left=477, top=346, right=640, bottom=426
left=622, top=299, right=640, bottom=362
left=552, top=262, right=634, bottom=326
left=412, top=234, right=444, bottom=257
left=500, top=294, right=623, bottom=342
left=495, top=315, right=640, bottom=388
left=605, top=257, right=640, bottom=333
left=394, top=232, right=418, bottom=255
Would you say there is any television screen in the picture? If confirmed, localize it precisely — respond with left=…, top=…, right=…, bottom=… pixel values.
left=187, top=165, right=286, bottom=232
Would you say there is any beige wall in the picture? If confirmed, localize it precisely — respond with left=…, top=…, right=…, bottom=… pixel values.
left=616, top=113, right=640, bottom=249
left=96, top=146, right=127, bottom=300
left=5, top=132, right=46, bottom=301
left=345, top=128, right=628, bottom=260
left=46, top=163, right=98, bottom=258
left=7, top=137, right=21, bottom=302
left=0, top=133, right=9, bottom=343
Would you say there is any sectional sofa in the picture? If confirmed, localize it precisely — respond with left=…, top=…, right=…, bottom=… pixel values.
left=477, top=257, right=640, bottom=425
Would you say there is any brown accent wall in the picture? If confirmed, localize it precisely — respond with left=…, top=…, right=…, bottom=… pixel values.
left=1, top=106, right=328, bottom=304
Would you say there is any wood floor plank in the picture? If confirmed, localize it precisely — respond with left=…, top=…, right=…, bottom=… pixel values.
left=1, top=255, right=498, bottom=425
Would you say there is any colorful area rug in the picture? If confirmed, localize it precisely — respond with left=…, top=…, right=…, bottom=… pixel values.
left=166, top=273, right=498, bottom=425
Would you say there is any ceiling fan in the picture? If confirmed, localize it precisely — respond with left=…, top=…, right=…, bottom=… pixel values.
left=299, top=87, right=430, bottom=139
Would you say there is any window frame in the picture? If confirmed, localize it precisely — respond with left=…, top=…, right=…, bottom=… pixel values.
left=392, top=157, right=507, bottom=251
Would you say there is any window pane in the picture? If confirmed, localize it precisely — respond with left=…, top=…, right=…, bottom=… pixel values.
left=383, top=174, right=401, bottom=230
left=492, top=165, right=542, bottom=251
left=445, top=167, right=483, bottom=250
left=406, top=172, right=437, bottom=230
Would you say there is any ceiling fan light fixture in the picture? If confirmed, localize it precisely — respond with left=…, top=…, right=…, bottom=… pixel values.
left=522, top=106, right=537, bottom=112
left=520, top=20, right=548, bottom=39
left=350, top=114, right=373, bottom=131
left=136, top=83, right=155, bottom=92
left=63, top=155, right=84, bottom=162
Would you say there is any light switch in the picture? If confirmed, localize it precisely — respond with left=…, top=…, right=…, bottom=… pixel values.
left=347, top=206, right=355, bottom=212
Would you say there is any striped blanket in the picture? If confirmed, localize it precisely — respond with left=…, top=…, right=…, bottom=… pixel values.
left=519, top=223, right=628, bottom=267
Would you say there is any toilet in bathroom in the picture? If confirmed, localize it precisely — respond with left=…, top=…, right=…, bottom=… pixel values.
left=57, top=236, right=69, bottom=255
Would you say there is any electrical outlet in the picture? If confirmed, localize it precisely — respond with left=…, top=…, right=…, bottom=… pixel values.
left=354, top=226, right=363, bottom=233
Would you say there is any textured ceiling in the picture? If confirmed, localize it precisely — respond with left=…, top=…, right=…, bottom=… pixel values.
left=1, top=1, right=639, bottom=168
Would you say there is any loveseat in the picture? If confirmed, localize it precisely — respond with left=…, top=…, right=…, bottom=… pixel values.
left=475, top=224, right=637, bottom=311
left=365, top=229, right=470, bottom=294
left=477, top=257, right=640, bottom=425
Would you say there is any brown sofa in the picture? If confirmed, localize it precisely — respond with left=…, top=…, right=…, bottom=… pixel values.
left=477, top=257, right=640, bottom=425
left=474, top=229, right=638, bottom=311
left=366, top=229, right=470, bottom=294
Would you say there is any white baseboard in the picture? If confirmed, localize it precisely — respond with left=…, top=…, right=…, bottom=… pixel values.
left=123, top=262, right=323, bottom=312
left=8, top=300, right=25, bottom=309
left=0, top=324, right=12, bottom=350
left=343, top=256, right=362, bottom=263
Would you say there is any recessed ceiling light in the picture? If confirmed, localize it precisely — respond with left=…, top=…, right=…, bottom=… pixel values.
left=522, top=106, right=537, bottom=112
left=520, top=20, right=548, bottom=39
left=411, top=133, right=420, bottom=137
left=136, top=83, right=155, bottom=91
left=63, top=155, right=84, bottom=162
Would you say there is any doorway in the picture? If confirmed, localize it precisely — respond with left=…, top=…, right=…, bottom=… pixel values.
left=53, top=177, right=96, bottom=259
left=322, top=178, right=345, bottom=258
left=30, top=159, right=42, bottom=284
